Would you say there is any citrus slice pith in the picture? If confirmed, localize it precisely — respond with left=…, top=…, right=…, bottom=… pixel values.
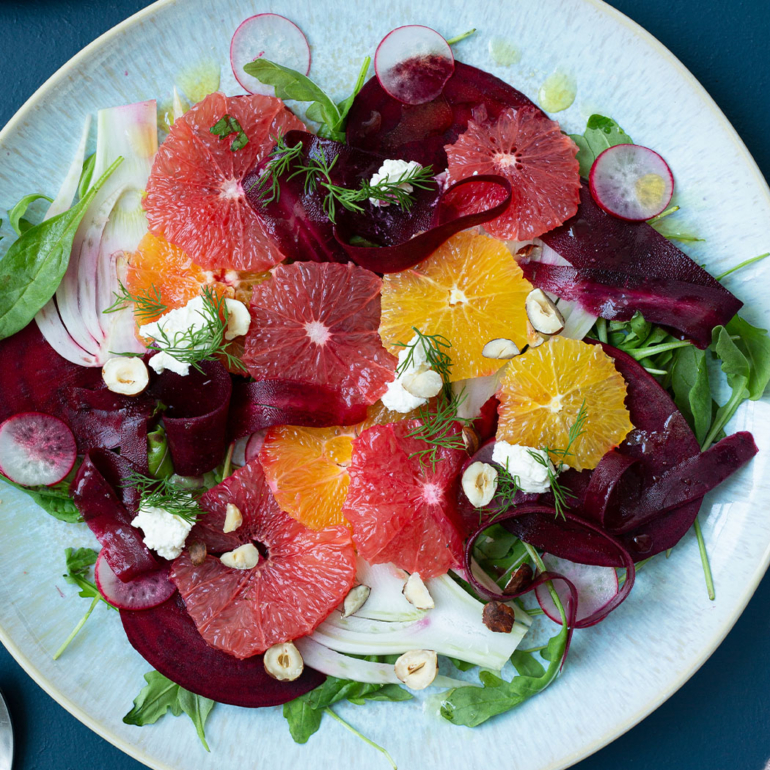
left=496, top=336, right=634, bottom=471
left=445, top=105, right=581, bottom=241
left=379, top=230, right=533, bottom=381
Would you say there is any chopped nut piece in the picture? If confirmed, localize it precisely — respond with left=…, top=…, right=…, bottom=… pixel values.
left=188, top=539, right=207, bottom=566
left=263, top=641, right=304, bottom=681
left=461, top=462, right=499, bottom=508
left=223, top=502, right=243, bottom=533
left=503, top=563, right=534, bottom=595
left=394, top=650, right=438, bottom=690
left=220, top=543, right=259, bottom=570
left=516, top=243, right=538, bottom=259
left=462, top=425, right=480, bottom=456
left=402, top=573, right=434, bottom=609
left=342, top=584, right=371, bottom=617
left=525, top=289, right=565, bottom=336
left=102, top=357, right=149, bottom=396
left=482, top=600, right=516, bottom=633
left=526, top=319, right=547, bottom=349
left=224, top=298, right=251, bottom=340
left=482, top=338, right=521, bottom=360
left=401, top=369, right=443, bottom=399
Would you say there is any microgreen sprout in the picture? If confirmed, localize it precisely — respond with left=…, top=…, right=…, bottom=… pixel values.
left=124, top=471, right=205, bottom=525
left=209, top=114, right=249, bottom=151
left=104, top=280, right=168, bottom=323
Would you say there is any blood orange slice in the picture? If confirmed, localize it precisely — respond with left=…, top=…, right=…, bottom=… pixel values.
left=242, top=261, right=397, bottom=409
left=445, top=106, right=580, bottom=241
left=342, top=420, right=467, bottom=578
left=170, top=459, right=356, bottom=659
left=144, top=92, right=306, bottom=272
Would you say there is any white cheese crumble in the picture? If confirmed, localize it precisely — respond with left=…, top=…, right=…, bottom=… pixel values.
left=131, top=504, right=194, bottom=560
left=139, top=295, right=250, bottom=376
left=381, top=335, right=432, bottom=413
left=369, top=158, right=424, bottom=207
left=491, top=441, right=554, bottom=494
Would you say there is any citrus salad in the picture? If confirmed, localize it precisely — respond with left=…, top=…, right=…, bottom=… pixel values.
left=0, top=15, right=766, bottom=763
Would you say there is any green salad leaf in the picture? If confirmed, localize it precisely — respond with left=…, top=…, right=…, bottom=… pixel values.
left=0, top=470, right=81, bottom=523
left=148, top=425, right=173, bottom=479
left=8, top=193, right=53, bottom=235
left=124, top=670, right=215, bottom=751
left=0, top=156, right=122, bottom=341
left=670, top=345, right=713, bottom=447
left=569, top=114, right=633, bottom=177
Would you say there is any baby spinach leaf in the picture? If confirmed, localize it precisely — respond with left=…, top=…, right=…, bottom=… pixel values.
left=671, top=346, right=713, bottom=446
left=569, top=114, right=633, bottom=177
left=449, top=656, right=477, bottom=672
left=9, top=193, right=53, bottom=235
left=283, top=697, right=324, bottom=744
left=0, top=472, right=81, bottom=523
left=725, top=315, right=770, bottom=400
left=0, top=156, right=122, bottom=341
left=124, top=670, right=215, bottom=751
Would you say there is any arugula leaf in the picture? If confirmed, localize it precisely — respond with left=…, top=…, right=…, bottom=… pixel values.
left=124, top=671, right=215, bottom=751
left=0, top=471, right=81, bottom=523
left=148, top=425, right=173, bottom=479
left=65, top=546, right=98, bottom=576
left=670, top=346, right=713, bottom=446
left=448, top=656, right=477, bottom=672
left=77, top=153, right=96, bottom=200
left=0, top=157, right=122, bottom=341
left=569, top=114, right=633, bottom=177
left=8, top=193, right=53, bottom=235
left=510, top=649, right=546, bottom=678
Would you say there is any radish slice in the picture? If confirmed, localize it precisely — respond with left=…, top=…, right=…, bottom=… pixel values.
left=230, top=14, right=311, bottom=95
left=589, top=144, right=674, bottom=221
left=245, top=429, right=267, bottom=462
left=95, top=551, right=176, bottom=610
left=375, top=25, right=454, bottom=105
left=535, top=553, right=619, bottom=625
left=0, top=413, right=76, bottom=486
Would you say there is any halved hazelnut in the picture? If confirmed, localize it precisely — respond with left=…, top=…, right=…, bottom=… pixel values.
left=223, top=502, right=243, bottom=533
left=401, top=370, right=443, bottom=399
left=342, top=584, right=371, bottom=617
left=482, top=338, right=521, bottom=360
left=102, top=357, right=149, bottom=396
left=525, top=289, right=565, bottom=335
left=220, top=543, right=259, bottom=570
left=526, top=320, right=547, bottom=349
left=482, top=600, right=516, bottom=633
left=188, top=539, right=207, bottom=567
left=462, top=425, right=480, bottom=456
left=461, top=462, right=498, bottom=508
left=503, top=563, right=534, bottom=596
left=394, top=650, right=438, bottom=690
left=224, top=298, right=251, bottom=340
left=402, top=573, right=434, bottom=609
left=263, top=641, right=304, bottom=681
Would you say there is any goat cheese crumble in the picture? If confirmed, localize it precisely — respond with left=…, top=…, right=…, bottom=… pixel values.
left=381, top=336, right=433, bottom=413
left=369, top=158, right=424, bottom=207
left=491, top=441, right=554, bottom=494
left=131, top=504, right=194, bottom=560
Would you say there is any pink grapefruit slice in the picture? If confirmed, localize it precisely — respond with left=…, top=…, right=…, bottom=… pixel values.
left=445, top=105, right=581, bottom=241
left=144, top=91, right=306, bottom=272
left=342, top=420, right=468, bottom=578
left=170, top=459, right=356, bottom=659
left=242, top=261, right=397, bottom=409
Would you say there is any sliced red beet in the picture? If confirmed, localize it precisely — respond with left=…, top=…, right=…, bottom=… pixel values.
left=121, top=594, right=324, bottom=707
left=227, top=379, right=370, bottom=439
left=72, top=449, right=161, bottom=582
left=243, top=130, right=511, bottom=272
left=150, top=360, right=232, bottom=477
left=0, top=323, right=154, bottom=463
left=531, top=182, right=742, bottom=347
left=346, top=61, right=539, bottom=170
left=95, top=551, right=176, bottom=610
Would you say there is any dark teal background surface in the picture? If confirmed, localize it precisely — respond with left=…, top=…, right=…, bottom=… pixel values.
left=1, top=1, right=769, bottom=768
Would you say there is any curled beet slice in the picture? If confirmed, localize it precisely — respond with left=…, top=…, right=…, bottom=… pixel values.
left=242, top=130, right=511, bottom=272
left=72, top=449, right=160, bottom=582
left=121, top=594, right=325, bottom=708
left=228, top=379, right=369, bottom=439
left=532, top=182, right=742, bottom=347
left=346, top=61, right=539, bottom=170
left=150, top=360, right=232, bottom=477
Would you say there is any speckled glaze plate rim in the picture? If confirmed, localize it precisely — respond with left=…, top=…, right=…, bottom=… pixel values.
left=0, top=1, right=769, bottom=769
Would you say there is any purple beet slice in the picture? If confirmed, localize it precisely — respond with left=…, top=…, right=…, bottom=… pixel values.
left=532, top=182, right=742, bottom=347
left=121, top=594, right=325, bottom=707
left=72, top=449, right=160, bottom=582
left=346, top=61, right=539, bottom=170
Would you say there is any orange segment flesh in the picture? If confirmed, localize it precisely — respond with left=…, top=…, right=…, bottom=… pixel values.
left=496, top=336, right=634, bottom=471
left=379, top=231, right=533, bottom=381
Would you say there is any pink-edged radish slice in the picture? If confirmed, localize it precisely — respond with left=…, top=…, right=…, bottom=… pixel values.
left=0, top=413, right=76, bottom=487
left=245, top=429, right=267, bottom=462
left=589, top=144, right=674, bottom=221
left=230, top=14, right=311, bottom=95
left=375, top=25, right=454, bottom=105
left=95, top=551, right=176, bottom=609
left=535, top=553, right=619, bottom=625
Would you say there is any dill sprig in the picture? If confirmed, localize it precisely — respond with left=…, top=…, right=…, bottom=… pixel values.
left=395, top=328, right=454, bottom=399
left=141, top=285, right=247, bottom=375
left=252, top=134, right=434, bottom=224
left=125, top=471, right=205, bottom=525
left=104, top=280, right=167, bottom=324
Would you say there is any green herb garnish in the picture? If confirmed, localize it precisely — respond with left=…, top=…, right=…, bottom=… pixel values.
left=104, top=279, right=168, bottom=323
left=124, top=470, right=205, bottom=525
left=209, top=114, right=249, bottom=151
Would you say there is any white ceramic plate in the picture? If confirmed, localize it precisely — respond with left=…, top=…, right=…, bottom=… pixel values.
left=1, top=1, right=769, bottom=769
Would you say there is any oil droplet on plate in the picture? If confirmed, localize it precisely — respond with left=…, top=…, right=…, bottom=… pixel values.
left=488, top=37, right=521, bottom=67
left=177, top=58, right=221, bottom=105
left=538, top=71, right=577, bottom=113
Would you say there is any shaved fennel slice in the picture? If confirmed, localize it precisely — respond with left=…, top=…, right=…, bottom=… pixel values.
left=36, top=100, right=157, bottom=366
left=559, top=300, right=598, bottom=340
left=296, top=637, right=472, bottom=688
left=354, top=558, right=425, bottom=621
left=311, top=571, right=530, bottom=670
left=172, top=87, right=187, bottom=121
left=452, top=369, right=504, bottom=420
left=45, top=115, right=92, bottom=220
